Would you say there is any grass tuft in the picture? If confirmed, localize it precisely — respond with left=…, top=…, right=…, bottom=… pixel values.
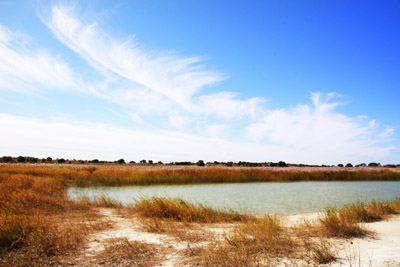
left=318, top=207, right=369, bottom=238
left=99, top=238, right=159, bottom=266
left=134, top=196, right=249, bottom=223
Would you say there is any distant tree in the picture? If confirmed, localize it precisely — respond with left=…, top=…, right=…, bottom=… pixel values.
left=46, top=157, right=52, bottom=162
left=337, top=164, right=344, bottom=167
left=174, top=161, right=193, bottom=166
left=41, top=158, right=46, bottom=163
left=384, top=164, right=396, bottom=168
left=26, top=157, right=38, bottom=163
left=140, top=159, right=147, bottom=164
left=345, top=163, right=353, bottom=168
left=157, top=161, right=163, bottom=164
left=17, top=156, right=26, bottom=163
left=196, top=160, right=205, bottom=167
left=148, top=160, right=153, bottom=164
left=117, top=159, right=125, bottom=164
left=368, top=162, right=380, bottom=167
left=277, top=161, right=288, bottom=167
left=356, top=163, right=367, bottom=167
left=225, top=161, right=233, bottom=167
left=129, top=161, right=136, bottom=164
left=1, top=156, right=13, bottom=163
left=90, top=159, right=100, bottom=163
left=57, top=158, right=66, bottom=164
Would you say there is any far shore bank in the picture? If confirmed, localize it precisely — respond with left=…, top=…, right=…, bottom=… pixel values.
left=1, top=163, right=400, bottom=187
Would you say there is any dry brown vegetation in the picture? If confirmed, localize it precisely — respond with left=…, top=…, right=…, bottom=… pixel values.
left=318, top=199, right=400, bottom=238
left=0, top=173, right=107, bottom=266
left=134, top=196, right=250, bottom=223
left=1, top=164, right=399, bottom=187
left=1, top=164, right=400, bottom=266
left=97, top=238, right=160, bottom=267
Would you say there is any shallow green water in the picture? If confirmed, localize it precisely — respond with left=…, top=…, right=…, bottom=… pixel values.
left=68, top=181, right=400, bottom=214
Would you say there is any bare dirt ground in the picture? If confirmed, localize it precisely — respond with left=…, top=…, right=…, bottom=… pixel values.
left=58, top=209, right=400, bottom=267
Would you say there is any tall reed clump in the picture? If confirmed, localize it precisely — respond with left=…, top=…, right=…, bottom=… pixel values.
left=318, top=207, right=368, bottom=238
left=134, top=197, right=249, bottom=223
left=318, top=198, right=400, bottom=238
left=0, top=174, right=88, bottom=266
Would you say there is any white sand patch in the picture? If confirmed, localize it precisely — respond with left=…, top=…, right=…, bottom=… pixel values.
left=278, top=212, right=321, bottom=227
left=85, top=208, right=183, bottom=256
left=282, top=213, right=400, bottom=266
left=333, top=216, right=400, bottom=267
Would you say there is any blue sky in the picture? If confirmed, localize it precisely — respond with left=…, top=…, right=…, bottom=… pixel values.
left=0, top=0, right=399, bottom=164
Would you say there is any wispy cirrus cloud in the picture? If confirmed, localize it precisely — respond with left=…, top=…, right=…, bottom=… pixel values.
left=41, top=4, right=266, bottom=121
left=0, top=25, right=80, bottom=94
left=44, top=5, right=224, bottom=112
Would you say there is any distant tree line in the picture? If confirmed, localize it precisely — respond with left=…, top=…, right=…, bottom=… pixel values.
left=0, top=156, right=399, bottom=168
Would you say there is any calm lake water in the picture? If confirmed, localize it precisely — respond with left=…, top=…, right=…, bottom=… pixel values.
left=68, top=181, right=400, bottom=214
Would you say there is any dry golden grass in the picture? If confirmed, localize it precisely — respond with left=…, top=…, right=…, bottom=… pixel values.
left=190, top=216, right=337, bottom=266
left=1, top=164, right=399, bottom=187
left=1, top=164, right=400, bottom=266
left=134, top=196, right=250, bottom=223
left=318, top=198, right=400, bottom=238
left=77, top=195, right=123, bottom=208
left=318, top=207, right=370, bottom=238
left=139, top=217, right=214, bottom=243
left=97, top=238, right=161, bottom=267
left=0, top=173, right=104, bottom=266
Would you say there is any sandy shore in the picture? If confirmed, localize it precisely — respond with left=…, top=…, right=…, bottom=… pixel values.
left=65, top=208, right=400, bottom=266
left=280, top=212, right=400, bottom=266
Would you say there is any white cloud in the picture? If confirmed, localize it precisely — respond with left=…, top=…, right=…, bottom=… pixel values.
left=198, top=123, right=231, bottom=138
left=43, top=5, right=225, bottom=113
left=41, top=4, right=270, bottom=122
left=0, top=113, right=265, bottom=162
left=0, top=112, right=394, bottom=164
left=196, top=92, right=267, bottom=120
left=245, top=92, right=395, bottom=161
left=0, top=25, right=81, bottom=94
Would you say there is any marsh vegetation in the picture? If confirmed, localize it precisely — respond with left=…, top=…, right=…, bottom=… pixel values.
left=1, top=164, right=400, bottom=266
left=1, top=164, right=399, bottom=187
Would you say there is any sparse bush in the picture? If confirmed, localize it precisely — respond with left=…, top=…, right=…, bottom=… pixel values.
left=278, top=161, right=288, bottom=167
left=57, top=158, right=66, bottom=164
left=196, top=160, right=205, bottom=167
left=0, top=156, right=13, bottom=163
